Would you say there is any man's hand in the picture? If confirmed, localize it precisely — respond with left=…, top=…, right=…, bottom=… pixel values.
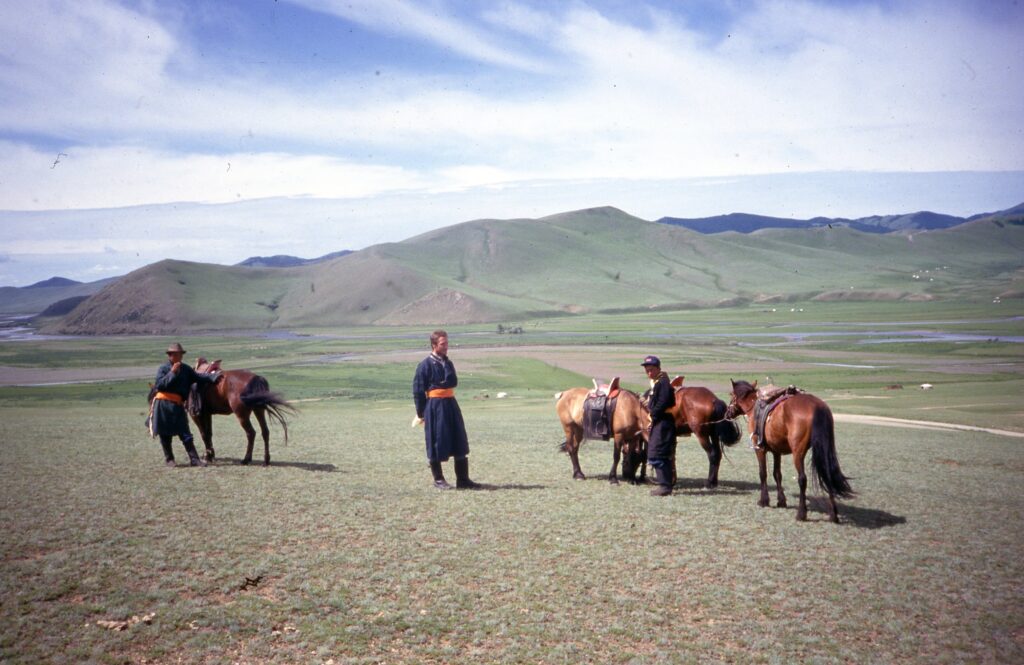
left=171, top=362, right=182, bottom=374
left=411, top=415, right=425, bottom=427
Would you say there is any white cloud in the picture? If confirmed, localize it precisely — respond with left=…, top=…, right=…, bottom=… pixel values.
left=0, top=0, right=1021, bottom=214
left=0, top=142, right=434, bottom=210
left=287, top=0, right=550, bottom=72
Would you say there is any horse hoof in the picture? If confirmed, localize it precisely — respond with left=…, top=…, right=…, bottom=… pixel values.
left=758, top=499, right=770, bottom=508
left=778, top=500, right=788, bottom=508
left=609, top=478, right=619, bottom=485
left=263, top=459, right=270, bottom=466
left=241, top=458, right=252, bottom=466
left=796, top=510, right=808, bottom=521
left=573, top=473, right=586, bottom=481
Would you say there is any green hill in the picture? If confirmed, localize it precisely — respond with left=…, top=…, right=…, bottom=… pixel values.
left=45, top=208, right=1024, bottom=334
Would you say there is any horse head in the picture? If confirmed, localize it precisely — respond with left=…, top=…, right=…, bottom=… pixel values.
left=724, top=378, right=757, bottom=419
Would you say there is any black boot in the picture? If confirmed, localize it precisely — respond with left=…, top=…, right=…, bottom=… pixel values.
left=429, top=461, right=451, bottom=489
left=455, top=457, right=481, bottom=490
left=183, top=438, right=207, bottom=467
left=650, top=465, right=672, bottom=496
left=160, top=436, right=176, bottom=467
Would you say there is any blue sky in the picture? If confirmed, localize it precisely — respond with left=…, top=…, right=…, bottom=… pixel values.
left=1, top=0, right=1023, bottom=286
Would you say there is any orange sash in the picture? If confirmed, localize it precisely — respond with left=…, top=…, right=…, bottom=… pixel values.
left=427, top=388, right=455, bottom=399
left=154, top=391, right=184, bottom=405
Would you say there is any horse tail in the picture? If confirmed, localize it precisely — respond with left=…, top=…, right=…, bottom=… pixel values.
left=809, top=406, right=854, bottom=499
left=241, top=376, right=298, bottom=445
left=713, top=398, right=741, bottom=446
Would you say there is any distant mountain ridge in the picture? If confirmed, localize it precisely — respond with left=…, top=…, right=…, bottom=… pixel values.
left=657, top=209, right=985, bottom=234
left=41, top=204, right=1024, bottom=334
left=0, top=277, right=116, bottom=316
left=26, top=276, right=81, bottom=288
left=236, top=250, right=352, bottom=268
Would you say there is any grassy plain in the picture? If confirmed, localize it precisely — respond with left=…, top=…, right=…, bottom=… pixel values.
left=1, top=301, right=1022, bottom=663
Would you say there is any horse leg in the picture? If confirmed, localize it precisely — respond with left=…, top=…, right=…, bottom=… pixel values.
left=608, top=438, right=621, bottom=485
left=701, top=432, right=721, bottom=489
left=565, top=424, right=585, bottom=480
left=255, top=408, right=271, bottom=466
left=200, top=412, right=215, bottom=462
left=794, top=453, right=808, bottom=521
left=773, top=452, right=787, bottom=508
left=755, top=448, right=770, bottom=507
left=236, top=410, right=257, bottom=465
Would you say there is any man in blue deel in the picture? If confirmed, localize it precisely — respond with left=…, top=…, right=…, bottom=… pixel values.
left=412, top=330, right=481, bottom=490
left=642, top=354, right=677, bottom=496
left=150, top=342, right=220, bottom=467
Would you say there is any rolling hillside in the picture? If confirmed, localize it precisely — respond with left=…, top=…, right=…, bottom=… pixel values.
left=45, top=207, right=1024, bottom=334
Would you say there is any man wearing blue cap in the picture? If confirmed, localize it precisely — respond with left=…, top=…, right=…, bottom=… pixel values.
left=642, top=355, right=677, bottom=496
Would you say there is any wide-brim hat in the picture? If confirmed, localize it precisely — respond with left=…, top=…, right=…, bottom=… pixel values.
left=166, top=343, right=186, bottom=355
left=640, top=354, right=660, bottom=367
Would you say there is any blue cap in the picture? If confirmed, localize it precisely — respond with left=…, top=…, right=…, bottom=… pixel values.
left=641, top=355, right=660, bottom=366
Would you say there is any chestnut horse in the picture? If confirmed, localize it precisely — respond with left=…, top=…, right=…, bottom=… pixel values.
left=189, top=359, right=296, bottom=465
left=725, top=380, right=853, bottom=522
left=555, top=386, right=650, bottom=484
left=667, top=378, right=741, bottom=488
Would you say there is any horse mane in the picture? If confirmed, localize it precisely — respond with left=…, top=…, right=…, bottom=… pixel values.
left=732, top=380, right=757, bottom=400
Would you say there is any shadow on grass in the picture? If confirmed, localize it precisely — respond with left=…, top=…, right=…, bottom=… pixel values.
left=212, top=457, right=338, bottom=472
left=466, top=483, right=549, bottom=491
left=835, top=503, right=906, bottom=529
left=805, top=497, right=906, bottom=528
left=672, top=478, right=764, bottom=494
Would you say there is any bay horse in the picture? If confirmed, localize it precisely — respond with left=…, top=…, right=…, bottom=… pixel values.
left=555, top=384, right=650, bottom=484
left=189, top=358, right=296, bottom=465
left=725, top=379, right=853, bottom=522
left=667, top=377, right=742, bottom=488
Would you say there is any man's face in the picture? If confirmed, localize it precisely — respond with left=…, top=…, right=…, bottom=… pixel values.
left=644, top=364, right=660, bottom=380
left=432, top=336, right=449, bottom=357
left=167, top=351, right=183, bottom=364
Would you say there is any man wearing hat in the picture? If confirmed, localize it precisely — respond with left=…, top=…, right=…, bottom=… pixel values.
left=150, top=343, right=220, bottom=467
left=642, top=355, right=677, bottom=496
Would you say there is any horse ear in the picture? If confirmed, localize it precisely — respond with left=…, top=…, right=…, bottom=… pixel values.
left=752, top=380, right=758, bottom=388
left=671, top=375, right=684, bottom=388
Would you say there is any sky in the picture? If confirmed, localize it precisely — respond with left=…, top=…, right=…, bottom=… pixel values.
left=1, top=0, right=1023, bottom=286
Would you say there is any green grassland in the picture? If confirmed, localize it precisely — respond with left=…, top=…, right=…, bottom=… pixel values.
left=2, top=400, right=1022, bottom=664
left=2, top=302, right=1023, bottom=663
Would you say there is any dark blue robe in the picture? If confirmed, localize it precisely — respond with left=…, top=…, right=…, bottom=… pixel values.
left=647, top=372, right=678, bottom=465
left=151, top=362, right=215, bottom=438
left=413, top=353, right=469, bottom=462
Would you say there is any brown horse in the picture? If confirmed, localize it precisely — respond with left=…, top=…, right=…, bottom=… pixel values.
left=189, top=358, right=296, bottom=465
left=667, top=378, right=742, bottom=488
left=725, top=379, right=853, bottom=522
left=555, top=385, right=650, bottom=484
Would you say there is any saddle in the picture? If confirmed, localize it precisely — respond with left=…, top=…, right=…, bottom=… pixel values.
left=195, top=357, right=222, bottom=373
left=188, top=357, right=224, bottom=416
left=583, top=377, right=620, bottom=441
left=752, top=384, right=802, bottom=447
